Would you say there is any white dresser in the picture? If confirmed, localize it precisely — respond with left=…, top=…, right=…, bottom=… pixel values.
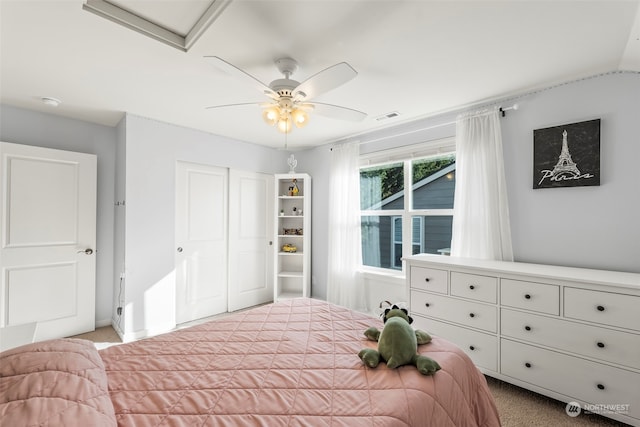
left=406, top=254, right=640, bottom=426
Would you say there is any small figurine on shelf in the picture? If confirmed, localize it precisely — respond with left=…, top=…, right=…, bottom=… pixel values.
left=280, top=209, right=284, bottom=216
left=282, top=243, right=297, bottom=253
left=292, top=206, right=297, bottom=215
left=292, top=179, right=299, bottom=196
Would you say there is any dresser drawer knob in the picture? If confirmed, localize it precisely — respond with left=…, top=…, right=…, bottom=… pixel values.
left=469, top=285, right=475, bottom=290
left=525, top=325, right=532, bottom=331
left=597, top=383, right=605, bottom=390
left=424, top=277, right=430, bottom=282
left=469, top=313, right=475, bottom=318
left=469, top=345, right=475, bottom=351
left=525, top=362, right=532, bottom=368
left=524, top=294, right=531, bottom=300
left=597, top=342, right=605, bottom=348
left=425, top=303, right=431, bottom=308
left=596, top=305, right=605, bottom=312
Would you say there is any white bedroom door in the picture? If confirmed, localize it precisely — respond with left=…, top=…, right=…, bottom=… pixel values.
left=228, top=170, right=274, bottom=312
left=0, top=142, right=97, bottom=341
left=175, top=161, right=228, bottom=324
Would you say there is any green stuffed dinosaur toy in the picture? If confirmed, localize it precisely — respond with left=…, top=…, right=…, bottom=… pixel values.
left=358, top=305, right=441, bottom=375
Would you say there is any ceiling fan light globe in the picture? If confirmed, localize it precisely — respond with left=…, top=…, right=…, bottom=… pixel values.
left=292, top=109, right=309, bottom=128
left=262, top=107, right=280, bottom=126
left=277, top=118, right=292, bottom=134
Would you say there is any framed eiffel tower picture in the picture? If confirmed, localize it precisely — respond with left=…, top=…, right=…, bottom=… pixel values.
left=533, top=119, right=600, bottom=189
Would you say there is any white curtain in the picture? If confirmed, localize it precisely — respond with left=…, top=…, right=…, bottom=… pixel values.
left=450, top=109, right=514, bottom=261
left=327, top=141, right=365, bottom=310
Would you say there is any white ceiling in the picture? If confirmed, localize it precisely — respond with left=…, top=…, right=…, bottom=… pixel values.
left=1, top=0, right=639, bottom=149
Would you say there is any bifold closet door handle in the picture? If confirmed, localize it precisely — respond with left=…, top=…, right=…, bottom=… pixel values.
left=177, top=247, right=183, bottom=253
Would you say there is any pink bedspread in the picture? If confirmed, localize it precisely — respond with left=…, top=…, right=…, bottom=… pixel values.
left=100, top=299, right=500, bottom=426
left=0, top=338, right=117, bottom=426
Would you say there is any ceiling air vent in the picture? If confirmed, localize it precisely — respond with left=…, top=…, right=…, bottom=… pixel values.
left=376, top=111, right=400, bottom=121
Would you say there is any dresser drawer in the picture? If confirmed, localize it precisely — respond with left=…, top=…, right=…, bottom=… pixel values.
left=451, top=272, right=497, bottom=303
left=410, top=266, right=448, bottom=294
left=501, top=279, right=559, bottom=315
left=414, top=315, right=497, bottom=371
left=564, top=287, right=640, bottom=330
left=411, top=290, right=497, bottom=332
left=501, top=339, right=640, bottom=420
left=501, top=309, right=640, bottom=369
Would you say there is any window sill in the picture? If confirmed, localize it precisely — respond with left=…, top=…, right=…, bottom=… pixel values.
left=360, top=267, right=405, bottom=282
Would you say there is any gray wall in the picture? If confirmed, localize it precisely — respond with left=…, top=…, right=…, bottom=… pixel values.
left=120, top=114, right=287, bottom=337
left=0, top=105, right=117, bottom=326
left=2, top=71, right=637, bottom=327
left=501, top=72, right=639, bottom=272
left=302, top=72, right=640, bottom=300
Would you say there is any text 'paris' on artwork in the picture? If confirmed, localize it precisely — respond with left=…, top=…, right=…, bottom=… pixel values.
left=533, top=119, right=600, bottom=189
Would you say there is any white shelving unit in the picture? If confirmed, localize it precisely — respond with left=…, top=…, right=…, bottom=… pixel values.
left=274, top=173, right=311, bottom=301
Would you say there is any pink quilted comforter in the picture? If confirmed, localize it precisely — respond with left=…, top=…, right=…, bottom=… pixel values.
left=0, top=338, right=117, bottom=426
left=100, top=299, right=500, bottom=426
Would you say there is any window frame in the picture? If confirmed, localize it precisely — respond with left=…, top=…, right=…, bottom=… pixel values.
left=359, top=138, right=455, bottom=276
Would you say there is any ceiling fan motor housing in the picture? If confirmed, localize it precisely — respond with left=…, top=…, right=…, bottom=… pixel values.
left=270, top=79, right=300, bottom=96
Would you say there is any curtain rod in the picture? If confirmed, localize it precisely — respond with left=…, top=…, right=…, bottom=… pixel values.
left=353, top=103, right=519, bottom=148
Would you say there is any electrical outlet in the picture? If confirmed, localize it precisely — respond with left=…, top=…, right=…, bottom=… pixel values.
left=117, top=307, right=122, bottom=316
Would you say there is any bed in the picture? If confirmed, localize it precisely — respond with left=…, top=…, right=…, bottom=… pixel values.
left=0, top=298, right=500, bottom=426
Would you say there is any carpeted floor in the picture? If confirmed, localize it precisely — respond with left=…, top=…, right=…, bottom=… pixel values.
left=73, top=325, right=630, bottom=426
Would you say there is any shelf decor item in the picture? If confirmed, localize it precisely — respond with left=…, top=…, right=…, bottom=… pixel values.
left=283, top=228, right=303, bottom=235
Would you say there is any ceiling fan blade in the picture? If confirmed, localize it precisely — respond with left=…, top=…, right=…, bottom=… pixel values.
left=205, top=102, right=263, bottom=110
left=311, top=102, right=367, bottom=122
left=292, top=62, right=357, bottom=100
left=204, top=56, right=277, bottom=99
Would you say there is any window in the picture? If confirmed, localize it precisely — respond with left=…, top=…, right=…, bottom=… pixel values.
left=391, top=216, right=424, bottom=269
left=360, top=142, right=455, bottom=272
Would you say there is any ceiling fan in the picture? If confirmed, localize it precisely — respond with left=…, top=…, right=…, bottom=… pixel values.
left=204, top=56, right=367, bottom=133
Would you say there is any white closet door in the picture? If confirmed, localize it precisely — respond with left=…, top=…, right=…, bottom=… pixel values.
left=0, top=142, right=97, bottom=342
left=175, top=161, right=228, bottom=324
left=228, top=170, right=274, bottom=312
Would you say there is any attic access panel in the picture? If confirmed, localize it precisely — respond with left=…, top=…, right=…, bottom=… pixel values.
left=83, top=0, right=231, bottom=51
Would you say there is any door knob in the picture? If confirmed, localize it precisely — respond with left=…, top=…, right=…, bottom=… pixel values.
left=77, top=248, right=93, bottom=255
